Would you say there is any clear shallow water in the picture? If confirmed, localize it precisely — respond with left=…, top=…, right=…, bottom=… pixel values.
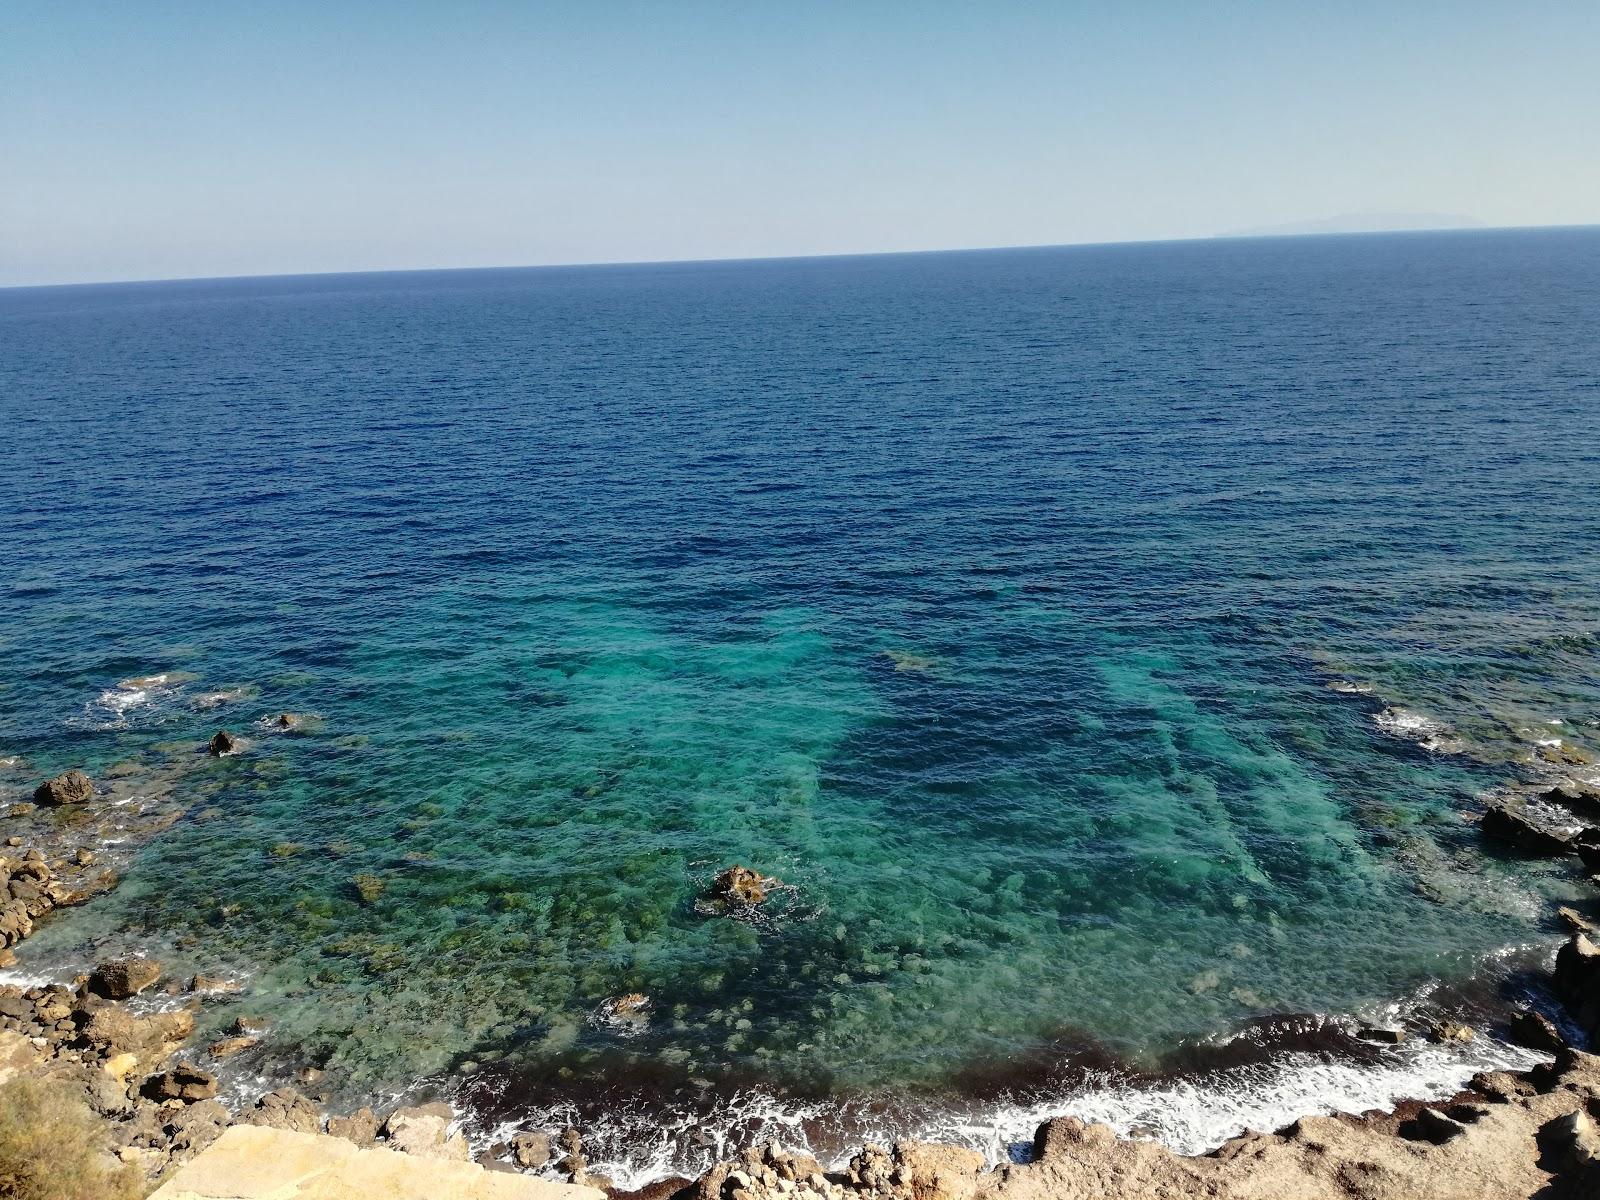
left=2, top=230, right=1599, bottom=1175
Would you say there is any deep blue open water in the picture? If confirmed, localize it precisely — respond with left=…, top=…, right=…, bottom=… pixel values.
left=2, top=229, right=1599, bottom=1178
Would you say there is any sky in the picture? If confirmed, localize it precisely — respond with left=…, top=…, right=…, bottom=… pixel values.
left=3, top=1, right=1598, bottom=286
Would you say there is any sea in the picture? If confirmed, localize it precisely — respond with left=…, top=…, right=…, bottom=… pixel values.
left=2, top=228, right=1599, bottom=1184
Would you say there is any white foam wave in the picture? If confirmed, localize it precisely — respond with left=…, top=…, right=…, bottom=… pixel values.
left=459, top=1029, right=1543, bottom=1190
left=1373, top=707, right=1464, bottom=754
left=1326, top=680, right=1374, bottom=695
left=70, top=672, right=194, bottom=731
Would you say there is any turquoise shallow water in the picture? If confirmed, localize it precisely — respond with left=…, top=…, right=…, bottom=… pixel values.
left=2, top=230, right=1599, bottom=1174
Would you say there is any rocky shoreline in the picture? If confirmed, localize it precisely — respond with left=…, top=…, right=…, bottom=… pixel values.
left=3, top=745, right=1600, bottom=1197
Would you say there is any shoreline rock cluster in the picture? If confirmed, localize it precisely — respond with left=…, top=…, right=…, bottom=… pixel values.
left=6, top=749, right=1600, bottom=1198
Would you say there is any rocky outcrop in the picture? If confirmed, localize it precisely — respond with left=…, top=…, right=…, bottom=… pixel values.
left=327, top=1105, right=379, bottom=1147
left=1480, top=800, right=1578, bottom=855
left=90, top=955, right=163, bottom=999
left=706, top=865, right=782, bottom=910
left=80, top=1005, right=196, bottom=1064
left=1539, top=781, right=1600, bottom=822
left=245, top=1087, right=323, bottom=1135
left=850, top=1142, right=985, bottom=1200
left=511, top=1130, right=553, bottom=1169
left=208, top=730, right=237, bottom=756
left=1554, top=932, right=1600, bottom=1040
left=33, top=768, right=94, bottom=805
left=382, top=1101, right=471, bottom=1161
left=1506, top=1007, right=1565, bottom=1051
left=676, top=1052, right=1600, bottom=1200
left=143, top=1062, right=219, bottom=1103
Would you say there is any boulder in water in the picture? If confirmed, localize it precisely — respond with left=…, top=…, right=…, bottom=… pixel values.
left=1554, top=933, right=1600, bottom=1039
left=1540, top=781, right=1600, bottom=821
left=1508, top=1008, right=1565, bottom=1052
left=1481, top=801, right=1575, bottom=856
left=89, top=955, right=161, bottom=999
left=511, top=1129, right=553, bottom=1169
left=208, top=730, right=237, bottom=756
left=32, top=769, right=93, bottom=806
left=708, top=864, right=780, bottom=909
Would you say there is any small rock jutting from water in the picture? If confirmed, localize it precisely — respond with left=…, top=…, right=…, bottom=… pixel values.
left=89, top=956, right=162, bottom=1000
left=1480, top=800, right=1582, bottom=857
left=510, top=1129, right=553, bottom=1169
left=707, top=864, right=781, bottom=910
left=595, top=992, right=651, bottom=1035
left=208, top=730, right=237, bottom=756
left=32, top=769, right=94, bottom=806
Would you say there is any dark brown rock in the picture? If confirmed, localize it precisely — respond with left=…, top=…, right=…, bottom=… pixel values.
left=1481, top=801, right=1574, bottom=856
left=89, top=955, right=162, bottom=999
left=1554, top=932, right=1600, bottom=1039
left=1507, top=1008, right=1566, bottom=1052
left=1408, top=1107, right=1467, bottom=1144
left=142, top=1061, right=218, bottom=1102
left=208, top=730, right=237, bottom=756
left=33, top=769, right=94, bottom=806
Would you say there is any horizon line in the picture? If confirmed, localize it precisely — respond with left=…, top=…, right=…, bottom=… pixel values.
left=5, top=221, right=1597, bottom=294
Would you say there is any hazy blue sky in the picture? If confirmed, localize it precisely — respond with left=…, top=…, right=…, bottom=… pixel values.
left=4, top=1, right=1597, bottom=285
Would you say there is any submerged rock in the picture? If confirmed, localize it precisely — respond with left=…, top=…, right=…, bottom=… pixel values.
left=1357, top=1026, right=1406, bottom=1045
left=188, top=973, right=242, bottom=995
left=206, top=1035, right=259, bottom=1059
left=33, top=769, right=94, bottom=806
